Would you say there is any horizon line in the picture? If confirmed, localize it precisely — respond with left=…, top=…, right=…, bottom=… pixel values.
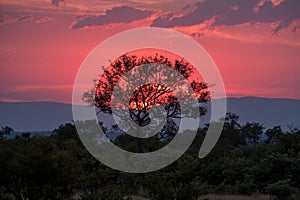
left=1, top=95, right=300, bottom=105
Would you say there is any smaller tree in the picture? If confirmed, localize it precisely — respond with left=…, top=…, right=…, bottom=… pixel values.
left=52, top=123, right=77, bottom=140
left=265, top=180, right=297, bottom=200
left=241, top=122, right=264, bottom=146
left=221, top=113, right=245, bottom=147
left=265, top=126, right=283, bottom=145
left=0, top=126, right=14, bottom=140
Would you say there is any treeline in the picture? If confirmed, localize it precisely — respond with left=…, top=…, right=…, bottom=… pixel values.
left=0, top=113, right=300, bottom=200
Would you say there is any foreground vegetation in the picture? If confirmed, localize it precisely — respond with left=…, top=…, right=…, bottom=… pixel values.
left=1, top=113, right=300, bottom=200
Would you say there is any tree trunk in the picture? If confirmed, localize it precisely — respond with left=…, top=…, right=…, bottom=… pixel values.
left=136, top=138, right=144, bottom=153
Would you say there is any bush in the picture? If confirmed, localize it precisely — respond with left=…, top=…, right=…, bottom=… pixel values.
left=264, top=180, right=298, bottom=200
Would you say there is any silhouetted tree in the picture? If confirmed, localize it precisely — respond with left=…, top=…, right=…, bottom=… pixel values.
left=265, top=180, right=297, bottom=200
left=0, top=126, right=13, bottom=140
left=265, top=126, right=283, bottom=145
left=52, top=122, right=77, bottom=140
left=241, top=122, right=264, bottom=146
left=220, top=113, right=245, bottom=147
left=83, top=53, right=210, bottom=152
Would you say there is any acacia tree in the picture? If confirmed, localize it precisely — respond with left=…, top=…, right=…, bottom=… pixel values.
left=83, top=53, right=210, bottom=152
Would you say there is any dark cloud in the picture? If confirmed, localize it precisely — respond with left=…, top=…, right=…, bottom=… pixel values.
left=71, top=6, right=153, bottom=29
left=152, top=0, right=246, bottom=28
left=18, top=15, right=33, bottom=22
left=51, top=0, right=67, bottom=7
left=151, top=0, right=300, bottom=33
left=0, top=15, right=33, bottom=25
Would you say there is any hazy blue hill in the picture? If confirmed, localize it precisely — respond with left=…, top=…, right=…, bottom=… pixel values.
left=202, top=97, right=300, bottom=131
left=0, top=97, right=299, bottom=132
left=227, top=97, right=300, bottom=129
left=0, top=101, right=73, bottom=131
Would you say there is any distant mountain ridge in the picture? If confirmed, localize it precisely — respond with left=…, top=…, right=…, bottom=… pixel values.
left=204, top=97, right=300, bottom=130
left=0, top=97, right=299, bottom=131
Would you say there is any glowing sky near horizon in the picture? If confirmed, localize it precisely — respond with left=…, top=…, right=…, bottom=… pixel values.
left=0, top=0, right=299, bottom=103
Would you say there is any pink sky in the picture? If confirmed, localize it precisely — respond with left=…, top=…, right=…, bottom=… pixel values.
left=0, top=0, right=300, bottom=103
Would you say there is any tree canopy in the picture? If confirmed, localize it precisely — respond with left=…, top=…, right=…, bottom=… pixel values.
left=82, top=53, right=210, bottom=152
left=1, top=115, right=300, bottom=200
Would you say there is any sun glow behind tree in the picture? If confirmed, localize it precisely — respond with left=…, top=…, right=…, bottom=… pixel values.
left=82, top=49, right=211, bottom=152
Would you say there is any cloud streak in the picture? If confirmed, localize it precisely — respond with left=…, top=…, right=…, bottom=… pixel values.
left=71, top=6, right=153, bottom=29
left=0, top=15, right=33, bottom=26
left=18, top=15, right=33, bottom=22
